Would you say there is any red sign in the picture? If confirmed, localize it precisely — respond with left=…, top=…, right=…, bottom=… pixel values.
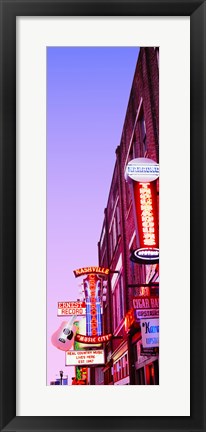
left=124, top=308, right=135, bottom=332
left=134, top=181, right=158, bottom=248
left=58, top=301, right=86, bottom=316
left=75, top=333, right=112, bottom=344
left=73, top=266, right=109, bottom=278
left=133, top=296, right=159, bottom=319
left=133, top=297, right=159, bottom=309
left=72, top=380, right=87, bottom=385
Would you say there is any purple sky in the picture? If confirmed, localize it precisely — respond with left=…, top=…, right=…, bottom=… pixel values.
left=47, top=47, right=140, bottom=384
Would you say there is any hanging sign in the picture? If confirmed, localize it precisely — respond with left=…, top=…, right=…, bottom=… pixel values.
left=73, top=266, right=109, bottom=277
left=140, top=318, right=159, bottom=348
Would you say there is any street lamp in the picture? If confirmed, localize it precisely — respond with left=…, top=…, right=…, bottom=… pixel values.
left=59, top=370, right=63, bottom=385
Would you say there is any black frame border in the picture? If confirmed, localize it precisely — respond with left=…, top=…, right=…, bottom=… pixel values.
left=0, top=1, right=205, bottom=431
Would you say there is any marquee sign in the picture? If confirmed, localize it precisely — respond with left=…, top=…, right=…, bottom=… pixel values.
left=65, top=349, right=104, bottom=366
left=75, top=333, right=112, bottom=344
left=73, top=266, right=109, bottom=278
left=58, top=301, right=86, bottom=316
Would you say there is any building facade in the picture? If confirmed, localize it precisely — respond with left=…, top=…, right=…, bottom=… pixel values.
left=94, top=47, right=159, bottom=385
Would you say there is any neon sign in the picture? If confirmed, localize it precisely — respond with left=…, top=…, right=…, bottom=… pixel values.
left=140, top=318, right=159, bottom=348
left=124, top=308, right=135, bottom=333
left=75, top=333, right=112, bottom=344
left=133, top=296, right=159, bottom=320
left=130, top=247, right=159, bottom=264
left=58, top=301, right=86, bottom=316
left=73, top=266, right=109, bottom=278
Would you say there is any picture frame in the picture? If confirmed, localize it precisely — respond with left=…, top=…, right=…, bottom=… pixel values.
left=0, top=0, right=205, bottom=431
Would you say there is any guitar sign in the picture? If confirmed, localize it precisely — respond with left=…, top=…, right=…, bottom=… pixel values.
left=51, top=315, right=77, bottom=351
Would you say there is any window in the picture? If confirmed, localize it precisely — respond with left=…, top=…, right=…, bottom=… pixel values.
left=138, top=106, right=147, bottom=156
left=112, top=273, right=124, bottom=332
left=113, top=353, right=129, bottom=383
left=103, top=304, right=110, bottom=334
left=146, top=360, right=159, bottom=385
left=125, top=180, right=132, bottom=210
left=136, top=367, right=145, bottom=385
left=109, top=199, right=121, bottom=258
left=154, top=47, right=159, bottom=68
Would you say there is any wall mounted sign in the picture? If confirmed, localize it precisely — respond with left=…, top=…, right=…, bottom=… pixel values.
left=125, top=157, right=159, bottom=183
left=140, top=346, right=159, bottom=357
left=140, top=318, right=159, bottom=348
left=124, top=308, right=135, bottom=333
left=65, top=349, right=105, bottom=366
left=58, top=301, right=86, bottom=316
left=125, top=158, right=159, bottom=264
left=133, top=296, right=159, bottom=309
left=130, top=247, right=159, bottom=264
left=133, top=296, right=159, bottom=319
left=75, top=333, right=112, bottom=344
left=73, top=266, right=109, bottom=277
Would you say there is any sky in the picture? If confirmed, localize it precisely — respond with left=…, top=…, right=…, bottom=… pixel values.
left=47, top=47, right=140, bottom=385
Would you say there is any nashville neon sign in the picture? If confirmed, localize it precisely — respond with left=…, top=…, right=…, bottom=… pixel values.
left=73, top=266, right=109, bottom=278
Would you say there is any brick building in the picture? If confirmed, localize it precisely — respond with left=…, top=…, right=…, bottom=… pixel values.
left=93, top=47, right=159, bottom=385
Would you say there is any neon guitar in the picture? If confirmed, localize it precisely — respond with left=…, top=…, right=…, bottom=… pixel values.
left=51, top=315, right=77, bottom=351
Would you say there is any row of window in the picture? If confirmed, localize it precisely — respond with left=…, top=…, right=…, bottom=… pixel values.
left=113, top=352, right=129, bottom=383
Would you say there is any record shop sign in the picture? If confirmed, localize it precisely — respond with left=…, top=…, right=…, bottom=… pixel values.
left=125, top=157, right=159, bottom=183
